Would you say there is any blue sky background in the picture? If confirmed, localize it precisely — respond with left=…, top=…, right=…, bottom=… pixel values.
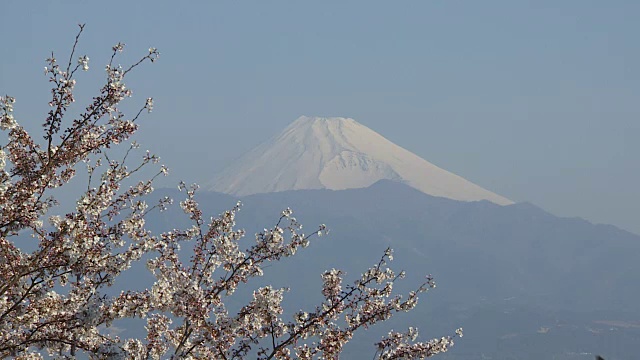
left=1, top=1, right=639, bottom=234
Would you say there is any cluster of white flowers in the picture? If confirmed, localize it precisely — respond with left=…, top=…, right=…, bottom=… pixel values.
left=322, top=268, right=343, bottom=299
left=113, top=42, right=125, bottom=53
left=0, top=148, right=6, bottom=170
left=375, top=327, right=464, bottom=359
left=0, top=95, right=17, bottom=130
left=78, top=55, right=89, bottom=71
left=105, top=64, right=131, bottom=102
left=0, top=25, right=461, bottom=359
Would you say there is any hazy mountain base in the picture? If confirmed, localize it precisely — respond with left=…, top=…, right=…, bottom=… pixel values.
left=128, top=180, right=640, bottom=359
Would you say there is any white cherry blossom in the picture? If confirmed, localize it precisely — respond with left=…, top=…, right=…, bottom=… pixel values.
left=0, top=24, right=460, bottom=359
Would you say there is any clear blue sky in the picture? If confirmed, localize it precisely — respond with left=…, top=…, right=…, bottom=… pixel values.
left=1, top=1, right=639, bottom=234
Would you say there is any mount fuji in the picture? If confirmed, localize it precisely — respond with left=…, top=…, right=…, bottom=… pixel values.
left=209, top=116, right=512, bottom=205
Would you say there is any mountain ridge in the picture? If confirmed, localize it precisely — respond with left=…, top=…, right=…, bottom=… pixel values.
left=154, top=180, right=640, bottom=313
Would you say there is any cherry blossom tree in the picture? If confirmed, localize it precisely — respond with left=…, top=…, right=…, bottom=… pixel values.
left=0, top=25, right=461, bottom=359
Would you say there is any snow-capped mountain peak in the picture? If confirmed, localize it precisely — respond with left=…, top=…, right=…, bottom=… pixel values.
left=208, top=116, right=513, bottom=205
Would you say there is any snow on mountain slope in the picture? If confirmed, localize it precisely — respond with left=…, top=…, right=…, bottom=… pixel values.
left=208, top=116, right=513, bottom=205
